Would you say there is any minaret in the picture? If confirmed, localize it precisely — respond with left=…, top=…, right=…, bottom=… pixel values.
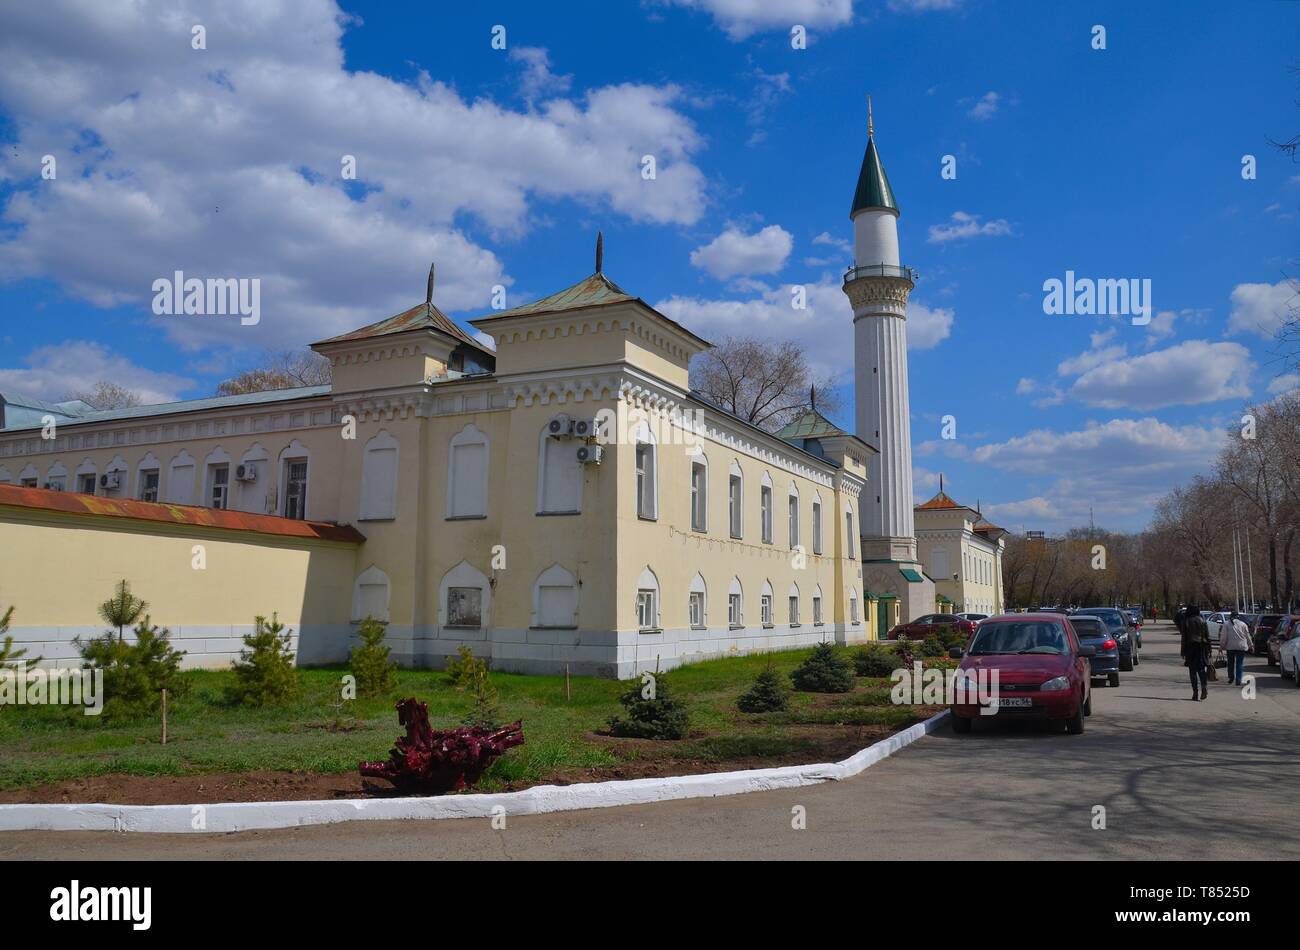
left=843, top=100, right=933, bottom=622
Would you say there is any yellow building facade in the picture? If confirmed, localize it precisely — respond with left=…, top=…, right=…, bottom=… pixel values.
left=0, top=265, right=876, bottom=678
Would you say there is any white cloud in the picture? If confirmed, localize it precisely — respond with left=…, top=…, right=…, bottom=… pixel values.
left=690, top=225, right=793, bottom=280
left=663, top=0, right=854, bottom=39
left=1227, top=279, right=1297, bottom=339
left=1267, top=374, right=1300, bottom=395
left=1066, top=340, right=1253, bottom=411
left=976, top=418, right=1227, bottom=532
left=966, top=91, right=1000, bottom=121
left=509, top=47, right=573, bottom=104
left=890, top=0, right=962, bottom=10
left=0, top=342, right=193, bottom=405
left=0, top=1, right=709, bottom=353
left=812, top=231, right=852, bottom=254
left=656, top=277, right=951, bottom=377
left=927, top=211, right=1012, bottom=244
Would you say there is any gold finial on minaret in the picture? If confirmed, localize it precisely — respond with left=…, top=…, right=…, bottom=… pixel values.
left=867, top=94, right=873, bottom=138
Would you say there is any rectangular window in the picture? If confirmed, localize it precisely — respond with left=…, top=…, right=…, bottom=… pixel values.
left=850, top=596, right=860, bottom=623
left=138, top=470, right=159, bottom=502
left=448, top=443, right=485, bottom=518
left=284, top=460, right=308, bottom=520
left=846, top=513, right=855, bottom=559
left=635, top=443, right=656, bottom=519
left=538, top=585, right=577, bottom=628
left=789, top=596, right=799, bottom=625
left=209, top=465, right=229, bottom=509
left=541, top=440, right=581, bottom=513
left=729, top=475, right=742, bottom=538
left=728, top=593, right=742, bottom=627
left=813, top=595, right=823, bottom=624
left=689, top=591, right=705, bottom=628
left=812, top=501, right=822, bottom=555
left=788, top=495, right=799, bottom=548
left=760, top=486, right=772, bottom=543
left=45, top=477, right=65, bottom=492
left=78, top=473, right=96, bottom=494
left=690, top=461, right=707, bottom=531
left=636, top=589, right=657, bottom=630
left=761, top=594, right=773, bottom=626
left=447, top=587, right=482, bottom=627
left=20, top=477, right=37, bottom=488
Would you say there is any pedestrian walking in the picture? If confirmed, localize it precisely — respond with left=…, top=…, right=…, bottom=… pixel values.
left=1180, top=603, right=1210, bottom=701
left=1222, top=610, right=1252, bottom=686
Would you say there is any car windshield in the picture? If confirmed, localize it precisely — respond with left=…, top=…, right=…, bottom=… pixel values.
left=1069, top=619, right=1107, bottom=639
left=1074, top=609, right=1124, bottom=632
left=967, top=621, right=1069, bottom=656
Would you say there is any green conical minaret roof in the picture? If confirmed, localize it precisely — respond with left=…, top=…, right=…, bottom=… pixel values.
left=851, top=134, right=898, bottom=217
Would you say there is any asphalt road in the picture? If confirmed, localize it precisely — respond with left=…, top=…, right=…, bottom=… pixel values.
left=4, top=621, right=1298, bottom=860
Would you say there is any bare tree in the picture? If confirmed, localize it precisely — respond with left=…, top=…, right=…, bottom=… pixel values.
left=65, top=381, right=145, bottom=410
left=690, top=336, right=841, bottom=432
left=216, top=350, right=332, bottom=397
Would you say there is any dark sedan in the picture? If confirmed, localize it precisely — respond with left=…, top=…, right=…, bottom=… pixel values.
left=1068, top=614, right=1120, bottom=687
left=1252, top=614, right=1284, bottom=656
left=1071, top=607, right=1139, bottom=671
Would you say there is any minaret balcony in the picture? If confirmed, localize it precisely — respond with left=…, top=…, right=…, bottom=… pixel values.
left=843, top=263, right=918, bottom=284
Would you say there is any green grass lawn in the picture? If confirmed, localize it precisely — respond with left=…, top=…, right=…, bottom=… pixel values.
left=0, top=643, right=938, bottom=795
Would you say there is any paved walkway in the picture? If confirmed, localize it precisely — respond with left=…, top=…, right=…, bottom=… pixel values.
left=4, top=621, right=1298, bottom=860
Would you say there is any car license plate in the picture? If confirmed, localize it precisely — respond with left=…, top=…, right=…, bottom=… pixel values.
left=991, top=697, right=1032, bottom=708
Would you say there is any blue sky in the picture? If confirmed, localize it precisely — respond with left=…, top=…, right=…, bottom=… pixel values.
left=0, top=0, right=1296, bottom=532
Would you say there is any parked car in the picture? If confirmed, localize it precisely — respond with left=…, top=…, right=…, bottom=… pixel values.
left=1252, top=614, right=1284, bottom=656
left=1072, top=607, right=1139, bottom=671
left=1280, top=628, right=1300, bottom=686
left=955, top=612, right=989, bottom=624
left=1267, top=615, right=1300, bottom=669
left=887, top=613, right=976, bottom=640
left=1067, top=614, right=1121, bottom=688
left=949, top=613, right=1094, bottom=734
left=1123, top=610, right=1143, bottom=647
left=1204, top=611, right=1229, bottom=647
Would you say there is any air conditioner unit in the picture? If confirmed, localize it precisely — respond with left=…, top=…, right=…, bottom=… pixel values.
left=235, top=463, right=257, bottom=482
left=572, top=417, right=598, bottom=438
left=99, top=472, right=121, bottom=491
left=575, top=444, right=603, bottom=465
left=547, top=413, right=573, bottom=437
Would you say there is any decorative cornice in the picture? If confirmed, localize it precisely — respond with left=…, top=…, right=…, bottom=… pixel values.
left=843, top=274, right=913, bottom=317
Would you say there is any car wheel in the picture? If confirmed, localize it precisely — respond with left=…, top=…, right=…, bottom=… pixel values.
left=951, top=714, right=972, bottom=734
left=1120, top=654, right=1133, bottom=672
left=1108, top=672, right=1120, bottom=688
left=1066, top=702, right=1085, bottom=735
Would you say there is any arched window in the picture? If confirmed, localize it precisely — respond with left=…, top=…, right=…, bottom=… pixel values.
left=203, top=447, right=232, bottom=509
left=102, top=455, right=129, bottom=495
left=787, top=481, right=800, bottom=549
left=75, top=457, right=99, bottom=495
left=439, top=560, right=491, bottom=628
left=759, top=472, right=773, bottom=543
left=537, top=425, right=582, bottom=514
left=165, top=451, right=194, bottom=504
left=690, top=448, right=708, bottom=532
left=352, top=565, right=391, bottom=622
left=533, top=564, right=578, bottom=628
left=135, top=453, right=160, bottom=501
left=633, top=421, right=658, bottom=520
left=278, top=439, right=311, bottom=520
left=760, top=579, right=774, bottom=626
left=728, top=576, right=744, bottom=628
left=446, top=425, right=488, bottom=519
left=728, top=460, right=743, bottom=538
left=359, top=430, right=400, bottom=520
left=849, top=588, right=860, bottom=624
left=688, top=572, right=707, bottom=629
left=635, top=566, right=661, bottom=631
left=17, top=463, right=39, bottom=488
left=812, top=584, right=825, bottom=625
left=236, top=443, right=271, bottom=514
left=788, top=581, right=801, bottom=626
left=45, top=461, right=68, bottom=492
left=812, top=493, right=823, bottom=555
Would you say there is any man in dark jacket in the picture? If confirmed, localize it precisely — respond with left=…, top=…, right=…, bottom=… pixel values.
left=1181, top=604, right=1210, bottom=701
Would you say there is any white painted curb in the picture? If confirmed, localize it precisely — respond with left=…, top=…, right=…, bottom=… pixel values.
left=0, top=710, right=949, bottom=834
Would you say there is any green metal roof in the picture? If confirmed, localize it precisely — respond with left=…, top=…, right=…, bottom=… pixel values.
left=775, top=407, right=847, bottom=441
left=471, top=272, right=634, bottom=322
left=899, top=568, right=925, bottom=583
left=850, top=136, right=898, bottom=217
left=314, top=301, right=487, bottom=354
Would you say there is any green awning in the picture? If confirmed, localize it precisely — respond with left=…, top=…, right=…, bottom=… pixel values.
left=899, top=568, right=925, bottom=583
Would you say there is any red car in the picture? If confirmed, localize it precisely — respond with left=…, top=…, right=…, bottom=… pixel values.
left=888, top=612, right=977, bottom=640
left=949, top=613, right=1095, bottom=735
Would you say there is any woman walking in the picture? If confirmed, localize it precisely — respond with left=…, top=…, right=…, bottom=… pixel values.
left=1222, top=611, right=1252, bottom=686
left=1181, top=604, right=1210, bottom=701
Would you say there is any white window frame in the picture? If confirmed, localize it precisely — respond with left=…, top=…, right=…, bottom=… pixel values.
left=728, top=464, right=743, bottom=539
left=137, top=468, right=160, bottom=502
left=788, top=485, right=799, bottom=549
left=689, top=573, right=707, bottom=629
left=283, top=458, right=309, bottom=520
left=690, top=454, right=708, bottom=532
left=760, top=481, right=773, bottom=544
left=812, top=496, right=822, bottom=555
left=635, top=432, right=658, bottom=520
left=445, top=425, right=487, bottom=520
left=728, top=576, right=743, bottom=628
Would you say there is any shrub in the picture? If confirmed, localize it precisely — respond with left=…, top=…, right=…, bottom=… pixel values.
left=226, top=614, right=299, bottom=706
left=460, top=667, right=503, bottom=730
left=790, top=641, right=854, bottom=693
left=0, top=604, right=41, bottom=672
left=853, top=646, right=903, bottom=678
left=445, top=644, right=487, bottom=689
left=608, top=672, right=690, bottom=739
left=736, top=662, right=790, bottom=712
left=75, top=617, right=188, bottom=720
left=933, top=623, right=967, bottom=651
left=349, top=617, right=396, bottom=696
left=920, top=636, right=945, bottom=657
